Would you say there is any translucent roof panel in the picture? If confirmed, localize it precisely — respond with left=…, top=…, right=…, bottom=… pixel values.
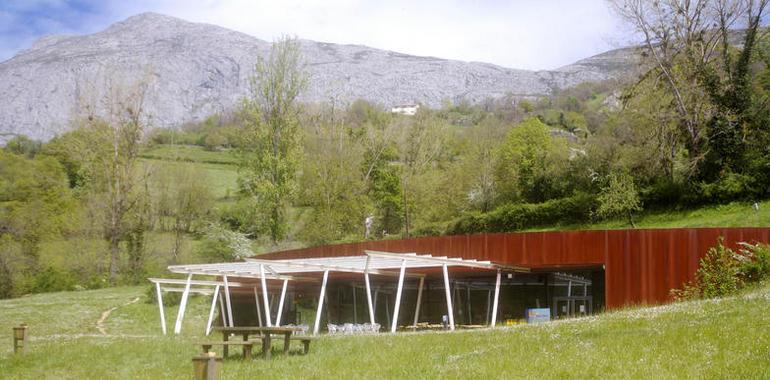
left=167, top=251, right=528, bottom=279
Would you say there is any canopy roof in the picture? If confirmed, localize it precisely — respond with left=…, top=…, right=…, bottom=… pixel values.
left=166, top=250, right=529, bottom=280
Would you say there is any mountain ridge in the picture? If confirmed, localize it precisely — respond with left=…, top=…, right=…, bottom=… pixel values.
left=0, top=12, right=640, bottom=140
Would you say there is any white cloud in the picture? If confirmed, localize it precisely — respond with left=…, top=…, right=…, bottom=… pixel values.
left=2, top=0, right=627, bottom=70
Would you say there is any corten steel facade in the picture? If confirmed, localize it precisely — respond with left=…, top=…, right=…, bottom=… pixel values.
left=259, top=227, right=770, bottom=309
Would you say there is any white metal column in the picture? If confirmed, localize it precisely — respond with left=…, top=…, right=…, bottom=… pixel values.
left=275, top=279, right=288, bottom=326
left=364, top=256, right=375, bottom=325
left=390, top=259, right=407, bottom=333
left=223, top=275, right=234, bottom=327
left=205, top=285, right=220, bottom=335
left=174, top=273, right=193, bottom=334
left=260, top=265, right=272, bottom=327
left=253, top=287, right=263, bottom=327
left=491, top=269, right=501, bottom=327
left=442, top=264, right=455, bottom=330
left=155, top=282, right=167, bottom=335
left=313, top=270, right=330, bottom=335
left=218, top=288, right=227, bottom=327
left=352, top=285, right=358, bottom=323
left=412, top=276, right=424, bottom=327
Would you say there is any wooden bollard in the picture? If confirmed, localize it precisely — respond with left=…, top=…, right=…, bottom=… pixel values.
left=13, top=324, right=28, bottom=354
left=193, top=352, right=222, bottom=380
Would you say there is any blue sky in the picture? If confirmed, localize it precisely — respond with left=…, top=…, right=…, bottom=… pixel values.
left=0, top=0, right=627, bottom=70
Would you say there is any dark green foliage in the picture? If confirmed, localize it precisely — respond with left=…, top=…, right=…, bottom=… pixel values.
left=364, top=145, right=403, bottom=237
left=449, top=192, right=597, bottom=234
left=30, top=266, right=76, bottom=293
left=3, top=135, right=42, bottom=158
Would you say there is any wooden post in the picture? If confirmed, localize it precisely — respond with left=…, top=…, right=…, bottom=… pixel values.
left=13, top=324, right=28, bottom=354
left=193, top=352, right=222, bottom=380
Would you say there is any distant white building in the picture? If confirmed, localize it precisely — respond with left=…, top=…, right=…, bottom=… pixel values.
left=391, top=104, right=420, bottom=116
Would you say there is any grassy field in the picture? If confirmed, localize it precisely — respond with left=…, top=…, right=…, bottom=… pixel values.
left=1, top=284, right=769, bottom=379
left=527, top=200, right=770, bottom=232
left=141, top=144, right=239, bottom=165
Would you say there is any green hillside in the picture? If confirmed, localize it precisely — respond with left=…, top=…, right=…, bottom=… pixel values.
left=1, top=284, right=769, bottom=378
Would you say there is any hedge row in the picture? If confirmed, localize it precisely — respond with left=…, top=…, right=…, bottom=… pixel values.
left=447, top=192, right=598, bottom=234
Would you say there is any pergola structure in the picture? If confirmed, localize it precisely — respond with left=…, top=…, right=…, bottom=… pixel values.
left=152, top=251, right=529, bottom=335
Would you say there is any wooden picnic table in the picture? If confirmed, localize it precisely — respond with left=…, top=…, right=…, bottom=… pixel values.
left=213, top=326, right=304, bottom=359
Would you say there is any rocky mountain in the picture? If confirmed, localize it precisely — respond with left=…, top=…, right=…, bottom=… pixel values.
left=0, top=12, right=641, bottom=141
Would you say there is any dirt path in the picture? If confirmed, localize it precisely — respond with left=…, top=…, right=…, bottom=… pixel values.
left=96, top=296, right=141, bottom=335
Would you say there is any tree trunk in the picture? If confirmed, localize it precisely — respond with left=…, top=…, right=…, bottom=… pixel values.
left=109, top=233, right=120, bottom=284
left=628, top=211, right=637, bottom=229
left=402, top=177, right=410, bottom=238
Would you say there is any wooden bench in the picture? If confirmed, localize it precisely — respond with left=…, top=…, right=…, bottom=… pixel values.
left=197, top=341, right=259, bottom=360
left=289, top=336, right=317, bottom=354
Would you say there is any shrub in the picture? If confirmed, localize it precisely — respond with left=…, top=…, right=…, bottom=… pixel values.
left=30, top=267, right=76, bottom=293
left=449, top=192, right=597, bottom=234
left=737, top=242, right=770, bottom=283
left=196, top=222, right=254, bottom=262
left=671, top=238, right=770, bottom=301
left=145, top=285, right=182, bottom=306
left=203, top=132, right=227, bottom=151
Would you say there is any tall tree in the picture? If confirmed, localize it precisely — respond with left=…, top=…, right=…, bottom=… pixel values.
left=299, top=106, right=370, bottom=244
left=495, top=117, right=568, bottom=204
left=0, top=151, right=75, bottom=296
left=609, top=0, right=769, bottom=178
left=239, top=37, right=308, bottom=245
left=395, top=111, right=446, bottom=237
left=74, top=78, right=152, bottom=284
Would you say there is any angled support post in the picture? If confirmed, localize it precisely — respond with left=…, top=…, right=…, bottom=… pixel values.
left=364, top=255, right=375, bottom=325
left=218, top=287, right=227, bottom=327
left=223, top=275, right=234, bottom=327
left=313, top=270, right=330, bottom=335
left=260, top=265, right=272, bottom=327
left=253, top=287, right=263, bottom=327
left=442, top=264, right=455, bottom=331
left=491, top=269, right=502, bottom=327
left=412, top=276, right=424, bottom=327
left=155, top=282, right=167, bottom=335
left=390, top=259, right=407, bottom=333
left=205, top=285, right=220, bottom=335
left=275, top=279, right=288, bottom=326
left=174, top=273, right=193, bottom=334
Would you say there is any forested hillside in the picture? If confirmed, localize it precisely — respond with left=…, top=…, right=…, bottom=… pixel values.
left=2, top=2, right=770, bottom=299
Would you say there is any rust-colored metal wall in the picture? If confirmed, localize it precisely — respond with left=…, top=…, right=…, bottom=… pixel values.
left=259, top=228, right=770, bottom=309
